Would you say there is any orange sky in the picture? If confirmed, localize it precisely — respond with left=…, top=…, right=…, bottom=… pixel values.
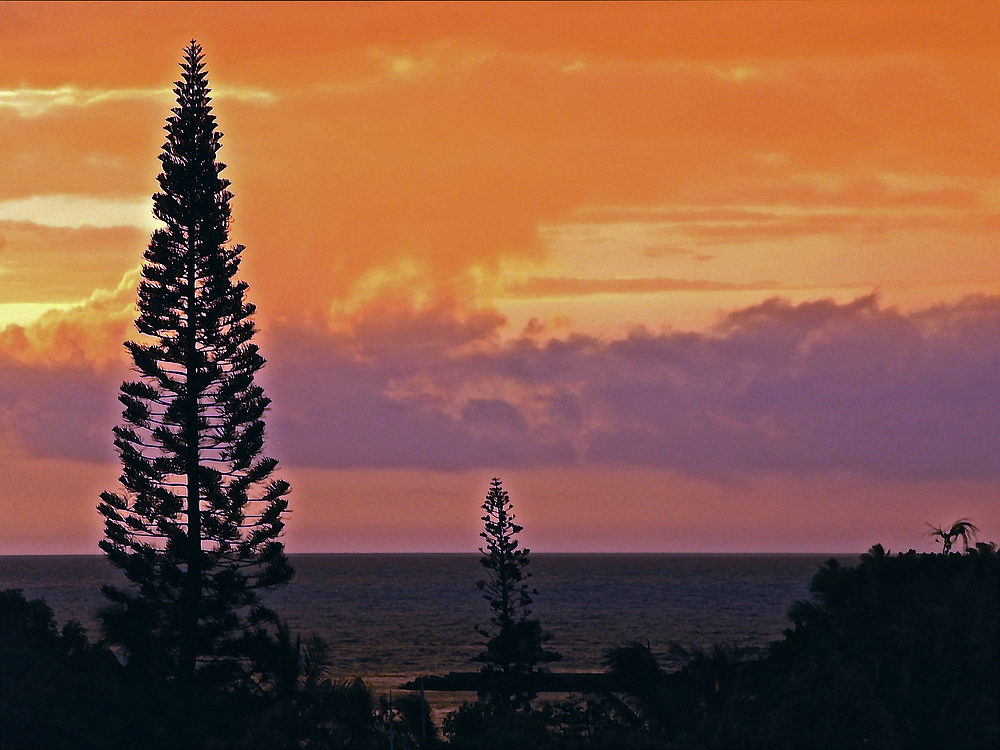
left=1, top=1, right=998, bottom=553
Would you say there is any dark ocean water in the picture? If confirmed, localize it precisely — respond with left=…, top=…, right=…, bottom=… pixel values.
left=0, top=553, right=852, bottom=691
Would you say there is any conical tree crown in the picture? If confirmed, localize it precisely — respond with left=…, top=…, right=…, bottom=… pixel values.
left=98, top=41, right=292, bottom=680
left=474, top=478, right=560, bottom=703
left=477, top=478, right=533, bottom=630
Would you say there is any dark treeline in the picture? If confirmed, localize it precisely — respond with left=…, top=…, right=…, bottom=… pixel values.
left=2, top=540, right=997, bottom=749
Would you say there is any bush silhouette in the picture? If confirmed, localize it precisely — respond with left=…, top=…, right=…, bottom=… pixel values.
left=591, top=543, right=1000, bottom=749
left=0, top=589, right=122, bottom=749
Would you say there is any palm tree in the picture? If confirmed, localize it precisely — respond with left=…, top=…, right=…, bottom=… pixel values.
left=926, top=518, right=979, bottom=553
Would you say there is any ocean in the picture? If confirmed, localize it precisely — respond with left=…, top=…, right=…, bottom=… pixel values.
left=0, top=552, right=851, bottom=688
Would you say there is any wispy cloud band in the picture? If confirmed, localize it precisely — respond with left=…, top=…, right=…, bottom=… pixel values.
left=0, top=85, right=275, bottom=118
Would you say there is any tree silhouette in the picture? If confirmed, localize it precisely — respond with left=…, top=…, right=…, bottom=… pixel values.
left=602, top=641, right=663, bottom=696
left=926, top=518, right=980, bottom=553
left=474, top=478, right=560, bottom=708
left=98, top=41, right=292, bottom=682
left=0, top=589, right=123, bottom=748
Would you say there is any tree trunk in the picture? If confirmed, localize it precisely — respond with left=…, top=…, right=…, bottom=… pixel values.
left=182, top=239, right=201, bottom=681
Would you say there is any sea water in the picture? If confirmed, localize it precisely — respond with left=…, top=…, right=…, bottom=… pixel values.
left=0, top=552, right=851, bottom=683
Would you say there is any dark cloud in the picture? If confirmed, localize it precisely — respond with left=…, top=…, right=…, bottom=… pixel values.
left=582, top=295, right=1000, bottom=478
left=4, top=293, right=999, bottom=480
left=0, top=357, right=120, bottom=462
left=261, top=293, right=1000, bottom=479
left=260, top=304, right=577, bottom=470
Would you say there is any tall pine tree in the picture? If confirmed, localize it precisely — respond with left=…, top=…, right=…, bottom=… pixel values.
left=99, top=42, right=292, bottom=682
left=474, top=478, right=560, bottom=707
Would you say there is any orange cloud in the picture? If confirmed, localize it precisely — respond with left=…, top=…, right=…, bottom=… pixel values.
left=3, top=3, right=998, bottom=86
left=503, top=276, right=785, bottom=299
left=0, top=221, right=144, bottom=302
left=0, top=270, right=135, bottom=367
left=233, top=46, right=997, bottom=314
left=3, top=4, right=999, bottom=328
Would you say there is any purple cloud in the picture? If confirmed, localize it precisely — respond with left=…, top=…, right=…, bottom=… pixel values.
left=583, top=295, right=1000, bottom=478
left=0, top=357, right=120, bottom=462
left=262, top=294, right=1000, bottom=478
left=261, top=308, right=577, bottom=470
left=4, top=293, right=1000, bottom=480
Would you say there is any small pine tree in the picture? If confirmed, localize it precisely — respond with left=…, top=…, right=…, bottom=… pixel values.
left=474, top=478, right=560, bottom=708
left=98, top=41, right=292, bottom=682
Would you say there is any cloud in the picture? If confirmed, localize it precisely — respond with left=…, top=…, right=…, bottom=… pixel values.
left=582, top=295, right=1000, bottom=478
left=0, top=86, right=167, bottom=118
left=3, top=27, right=999, bottom=326
left=0, top=358, right=120, bottom=463
left=565, top=188, right=994, bottom=247
left=262, top=300, right=578, bottom=470
left=0, top=221, right=145, bottom=304
left=0, top=85, right=274, bottom=118
left=0, top=195, right=155, bottom=230
left=2, top=290, right=998, bottom=481
left=582, top=177, right=984, bottom=216
left=255, top=293, right=1000, bottom=479
left=0, top=269, right=136, bottom=367
left=0, top=303, right=75, bottom=328
left=502, top=276, right=784, bottom=298
left=0, top=271, right=137, bottom=462
left=642, top=245, right=695, bottom=259
left=214, top=46, right=1000, bottom=323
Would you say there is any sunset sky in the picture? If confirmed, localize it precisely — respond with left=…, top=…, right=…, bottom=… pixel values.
left=2, top=1, right=999, bottom=554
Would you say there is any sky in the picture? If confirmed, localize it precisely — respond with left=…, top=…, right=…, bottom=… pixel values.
left=1, top=1, right=999, bottom=554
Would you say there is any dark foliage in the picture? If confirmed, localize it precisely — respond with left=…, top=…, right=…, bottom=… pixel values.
left=444, top=700, right=556, bottom=749
left=0, top=589, right=123, bottom=749
left=98, top=41, right=292, bottom=682
left=444, top=689, right=673, bottom=749
left=374, top=692, right=441, bottom=749
left=761, top=543, right=1000, bottom=749
left=0, top=588, right=387, bottom=749
left=584, top=544, right=1000, bottom=749
left=447, top=541, right=998, bottom=749
left=473, top=477, right=561, bottom=708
